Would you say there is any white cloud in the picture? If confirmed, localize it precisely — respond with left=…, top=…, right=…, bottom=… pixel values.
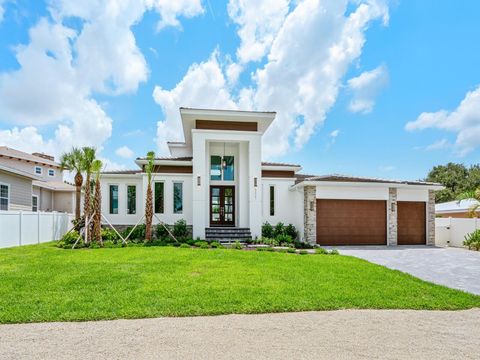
left=406, top=86, right=480, bottom=156
left=0, top=0, right=204, bottom=160
left=153, top=0, right=389, bottom=158
left=0, top=0, right=5, bottom=23
left=115, top=145, right=135, bottom=159
left=148, top=0, right=204, bottom=31
left=347, top=64, right=388, bottom=113
left=153, top=51, right=237, bottom=154
left=330, top=129, right=340, bottom=138
left=228, top=0, right=291, bottom=64
left=425, top=139, right=450, bottom=151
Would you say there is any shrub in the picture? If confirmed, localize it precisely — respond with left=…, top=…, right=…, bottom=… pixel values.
left=277, top=234, right=293, bottom=245
left=123, top=224, right=145, bottom=241
left=173, top=219, right=189, bottom=238
left=101, top=228, right=120, bottom=242
left=261, top=237, right=279, bottom=246
left=103, top=240, right=119, bottom=248
left=464, top=230, right=480, bottom=251
left=273, top=222, right=285, bottom=238
left=185, top=238, right=196, bottom=246
left=199, top=242, right=210, bottom=249
left=262, top=222, right=274, bottom=238
left=231, top=241, right=243, bottom=250
left=59, top=230, right=81, bottom=245
left=294, top=241, right=313, bottom=249
left=315, top=247, right=328, bottom=255
left=298, top=249, right=309, bottom=255
left=210, top=241, right=223, bottom=249
left=89, top=242, right=100, bottom=249
left=284, top=224, right=297, bottom=240
left=194, top=240, right=209, bottom=248
left=179, top=243, right=190, bottom=248
left=329, top=249, right=339, bottom=255
left=287, top=248, right=296, bottom=253
left=155, top=223, right=170, bottom=240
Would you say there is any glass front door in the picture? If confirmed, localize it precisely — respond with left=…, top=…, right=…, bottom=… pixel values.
left=210, top=186, right=235, bottom=226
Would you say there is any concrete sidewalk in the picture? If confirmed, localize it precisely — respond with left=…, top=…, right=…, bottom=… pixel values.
left=335, top=246, right=480, bottom=295
left=1, top=309, right=479, bottom=359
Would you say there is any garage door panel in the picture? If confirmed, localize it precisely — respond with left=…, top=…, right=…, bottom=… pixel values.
left=398, top=201, right=425, bottom=245
left=316, top=199, right=386, bottom=246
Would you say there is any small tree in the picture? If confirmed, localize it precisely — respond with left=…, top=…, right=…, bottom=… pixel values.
left=82, top=147, right=96, bottom=243
left=144, top=151, right=155, bottom=241
left=91, top=159, right=103, bottom=245
left=60, top=148, right=84, bottom=221
left=457, top=188, right=480, bottom=218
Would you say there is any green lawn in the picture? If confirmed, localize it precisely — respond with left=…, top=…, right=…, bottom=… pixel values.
left=0, top=243, right=478, bottom=324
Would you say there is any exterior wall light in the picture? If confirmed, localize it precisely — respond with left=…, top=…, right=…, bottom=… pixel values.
left=254, top=177, right=258, bottom=187
left=197, top=175, right=201, bottom=186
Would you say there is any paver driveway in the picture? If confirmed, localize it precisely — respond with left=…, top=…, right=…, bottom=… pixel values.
left=335, top=246, right=480, bottom=295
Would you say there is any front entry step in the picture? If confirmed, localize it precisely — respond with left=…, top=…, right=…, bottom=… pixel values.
left=205, top=227, right=252, bottom=244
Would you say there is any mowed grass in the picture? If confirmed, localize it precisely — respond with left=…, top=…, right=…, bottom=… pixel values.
left=0, top=243, right=479, bottom=324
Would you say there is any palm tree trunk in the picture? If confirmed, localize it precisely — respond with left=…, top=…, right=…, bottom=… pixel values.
left=83, top=173, right=91, bottom=243
left=74, top=172, right=83, bottom=221
left=145, top=183, right=153, bottom=241
left=93, top=180, right=102, bottom=245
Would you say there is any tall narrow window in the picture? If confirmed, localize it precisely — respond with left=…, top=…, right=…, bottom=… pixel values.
left=32, top=195, right=38, bottom=212
left=269, top=185, right=275, bottom=216
left=154, top=182, right=164, bottom=214
left=0, top=184, right=9, bottom=211
left=210, top=156, right=222, bottom=180
left=223, top=156, right=234, bottom=181
left=109, top=185, right=118, bottom=214
left=173, top=182, right=183, bottom=214
left=127, top=185, right=136, bottom=215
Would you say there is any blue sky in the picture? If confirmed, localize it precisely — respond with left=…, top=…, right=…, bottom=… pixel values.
left=0, top=0, right=479, bottom=180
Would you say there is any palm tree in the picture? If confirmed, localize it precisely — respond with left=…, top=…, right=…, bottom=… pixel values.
left=91, top=159, right=103, bottom=245
left=144, top=151, right=155, bottom=241
left=81, top=147, right=96, bottom=243
left=60, top=148, right=84, bottom=221
left=457, top=188, right=480, bottom=217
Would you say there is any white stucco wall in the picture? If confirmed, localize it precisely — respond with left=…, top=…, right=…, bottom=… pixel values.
left=262, top=178, right=303, bottom=237
left=101, top=173, right=193, bottom=226
left=191, top=129, right=262, bottom=239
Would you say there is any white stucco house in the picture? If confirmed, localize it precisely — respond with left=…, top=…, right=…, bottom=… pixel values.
left=101, top=108, right=443, bottom=245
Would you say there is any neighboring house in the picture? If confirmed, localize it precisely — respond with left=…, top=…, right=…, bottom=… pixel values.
left=435, top=199, right=480, bottom=218
left=0, top=147, right=75, bottom=213
left=101, top=108, right=443, bottom=246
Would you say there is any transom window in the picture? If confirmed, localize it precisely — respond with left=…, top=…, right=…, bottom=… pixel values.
left=210, top=155, right=234, bottom=181
left=35, top=166, right=42, bottom=175
left=0, top=184, right=9, bottom=211
left=127, top=185, right=136, bottom=215
left=32, top=195, right=38, bottom=212
left=109, top=185, right=118, bottom=214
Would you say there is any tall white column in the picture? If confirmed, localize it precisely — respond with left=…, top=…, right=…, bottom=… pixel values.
left=248, top=136, right=262, bottom=239
left=192, top=135, right=206, bottom=239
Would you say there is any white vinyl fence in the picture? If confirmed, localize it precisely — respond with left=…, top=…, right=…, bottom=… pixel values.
left=435, top=217, right=480, bottom=248
left=0, top=211, right=74, bottom=249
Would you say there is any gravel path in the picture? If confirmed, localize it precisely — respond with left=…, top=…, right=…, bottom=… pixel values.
left=1, top=309, right=479, bottom=359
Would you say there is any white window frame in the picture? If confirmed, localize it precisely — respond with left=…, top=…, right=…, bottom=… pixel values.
left=32, top=194, right=39, bottom=212
left=109, top=183, right=119, bottom=215
left=173, top=181, right=183, bottom=214
left=126, top=184, right=137, bottom=215
left=34, top=166, right=43, bottom=175
left=48, top=169, right=55, bottom=177
left=0, top=182, right=10, bottom=211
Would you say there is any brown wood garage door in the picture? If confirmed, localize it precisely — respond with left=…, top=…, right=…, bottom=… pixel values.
left=316, top=199, right=387, bottom=245
left=397, top=201, right=426, bottom=245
